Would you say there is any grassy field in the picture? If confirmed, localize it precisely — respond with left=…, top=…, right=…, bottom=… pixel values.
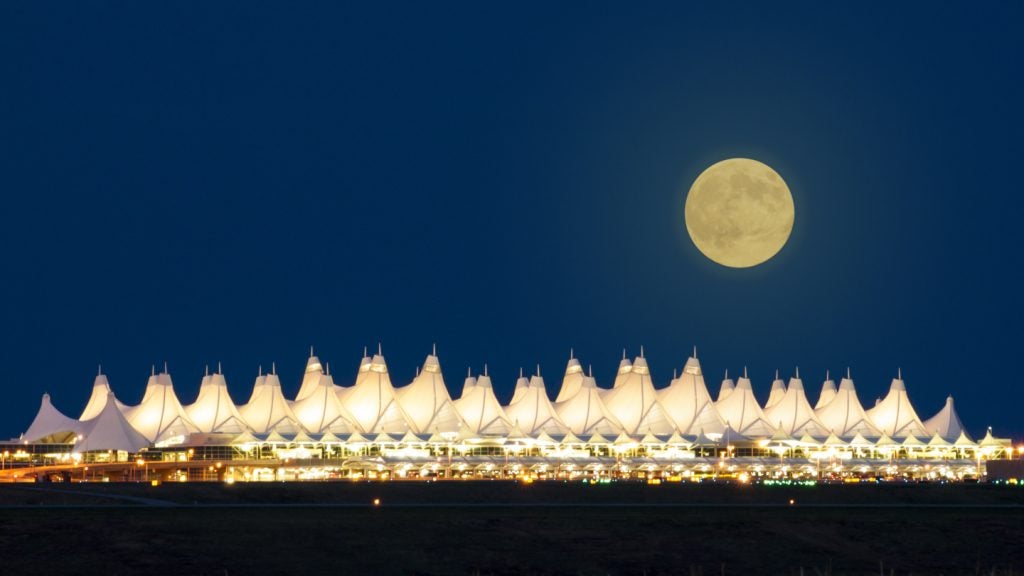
left=0, top=481, right=1021, bottom=575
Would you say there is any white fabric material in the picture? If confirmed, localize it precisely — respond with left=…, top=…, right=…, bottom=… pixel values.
left=866, top=376, right=928, bottom=438
left=657, top=356, right=726, bottom=436
left=714, top=374, right=776, bottom=437
left=24, top=394, right=83, bottom=442
left=126, top=371, right=199, bottom=443
left=554, top=375, right=623, bottom=436
left=291, top=371, right=355, bottom=434
left=79, top=373, right=127, bottom=420
left=763, top=375, right=831, bottom=437
left=342, top=354, right=410, bottom=434
left=293, top=354, right=325, bottom=403
left=239, top=372, right=302, bottom=435
left=815, top=376, right=837, bottom=409
left=504, top=373, right=569, bottom=436
left=814, top=375, right=881, bottom=438
left=717, top=374, right=735, bottom=402
left=77, top=392, right=151, bottom=453
left=454, top=372, right=512, bottom=436
left=555, top=357, right=585, bottom=403
left=398, top=354, right=462, bottom=434
left=765, top=375, right=786, bottom=410
left=186, top=371, right=249, bottom=434
left=923, top=396, right=967, bottom=441
left=602, top=357, right=675, bottom=435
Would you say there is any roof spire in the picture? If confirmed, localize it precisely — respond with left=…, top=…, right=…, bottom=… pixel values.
left=724, top=369, right=729, bottom=379
left=898, top=366, right=902, bottom=380
left=217, top=361, right=222, bottom=374
left=377, top=342, right=382, bottom=356
left=258, top=364, right=263, bottom=376
left=325, top=362, right=330, bottom=376
left=271, top=361, right=276, bottom=375
left=97, top=364, right=102, bottom=376
left=570, top=347, right=574, bottom=359
left=151, top=365, right=156, bottom=376
left=467, top=366, right=471, bottom=378
left=483, top=364, right=488, bottom=377
left=310, top=345, right=314, bottom=358
left=363, top=346, right=368, bottom=358
left=795, top=366, right=800, bottom=378
left=673, top=368, right=678, bottom=379
left=163, top=361, right=168, bottom=374
left=622, top=348, right=627, bottom=360
left=588, top=364, right=593, bottom=377
left=693, top=345, right=697, bottom=358
left=846, top=367, right=851, bottom=379
left=432, top=342, right=437, bottom=356
left=826, top=369, right=830, bottom=380
left=416, top=366, right=420, bottom=376
left=536, top=364, right=541, bottom=377
left=775, top=368, right=779, bottom=380
left=640, top=345, right=645, bottom=358
left=519, top=367, right=524, bottom=378
left=205, top=364, right=209, bottom=376
left=743, top=366, right=748, bottom=379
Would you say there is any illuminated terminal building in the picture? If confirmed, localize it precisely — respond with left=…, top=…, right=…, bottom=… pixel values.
left=5, top=347, right=1015, bottom=482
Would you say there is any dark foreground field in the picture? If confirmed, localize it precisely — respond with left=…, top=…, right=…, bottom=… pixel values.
left=0, top=481, right=1021, bottom=575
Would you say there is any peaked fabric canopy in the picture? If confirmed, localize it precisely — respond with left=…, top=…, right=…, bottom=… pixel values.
left=866, top=373, right=928, bottom=438
left=453, top=370, right=512, bottom=436
left=294, top=352, right=325, bottom=403
left=814, top=373, right=881, bottom=438
left=77, top=392, right=151, bottom=453
left=510, top=370, right=530, bottom=405
left=342, top=354, right=410, bottom=434
left=717, top=371, right=735, bottom=402
left=80, top=372, right=127, bottom=421
left=923, top=396, right=967, bottom=441
left=714, top=371, right=776, bottom=437
left=602, top=356, right=675, bottom=435
left=398, top=354, right=462, bottom=434
left=23, top=393, right=83, bottom=443
left=186, top=369, right=248, bottom=434
left=291, top=369, right=355, bottom=434
left=239, top=370, right=302, bottom=435
left=765, top=372, right=787, bottom=410
left=504, top=372, right=569, bottom=436
left=555, top=354, right=586, bottom=403
left=126, top=370, right=199, bottom=443
left=763, top=373, right=830, bottom=437
left=554, top=372, right=623, bottom=436
left=815, top=373, right=837, bottom=409
left=657, top=356, right=725, bottom=436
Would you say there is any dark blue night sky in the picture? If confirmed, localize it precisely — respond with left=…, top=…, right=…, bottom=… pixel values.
left=1, top=3, right=1021, bottom=438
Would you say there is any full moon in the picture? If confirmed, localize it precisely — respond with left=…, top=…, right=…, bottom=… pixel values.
left=685, top=158, right=794, bottom=268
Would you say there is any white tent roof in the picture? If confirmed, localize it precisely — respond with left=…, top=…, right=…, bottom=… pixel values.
left=77, top=392, right=151, bottom=453
left=814, top=370, right=881, bottom=439
left=717, top=370, right=735, bottom=402
left=602, top=355, right=675, bottom=435
left=815, top=371, right=837, bottom=409
left=238, top=367, right=302, bottom=435
left=714, top=369, right=776, bottom=437
left=23, top=393, right=83, bottom=443
left=291, top=366, right=356, bottom=434
left=342, top=353, right=411, bottom=434
left=923, top=396, right=967, bottom=441
left=612, top=353, right=632, bottom=389
left=79, top=370, right=127, bottom=420
left=657, top=355, right=725, bottom=436
left=126, top=368, right=199, bottom=443
left=554, top=352, right=585, bottom=403
left=293, top=350, right=325, bottom=403
left=397, top=354, right=462, bottom=434
left=459, top=368, right=477, bottom=399
left=510, top=369, right=530, bottom=405
left=453, top=368, right=512, bottom=436
left=503, top=369, right=569, bottom=436
left=866, top=371, right=928, bottom=438
left=185, top=366, right=249, bottom=434
left=762, top=370, right=830, bottom=437
left=764, top=370, right=786, bottom=410
left=554, top=370, right=623, bottom=436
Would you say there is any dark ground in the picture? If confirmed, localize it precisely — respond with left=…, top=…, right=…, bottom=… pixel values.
left=0, top=481, right=1021, bottom=575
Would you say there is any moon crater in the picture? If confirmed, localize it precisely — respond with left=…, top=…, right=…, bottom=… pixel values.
left=685, top=158, right=794, bottom=268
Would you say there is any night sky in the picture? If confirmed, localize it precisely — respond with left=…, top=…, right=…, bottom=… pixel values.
left=2, top=3, right=1021, bottom=439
